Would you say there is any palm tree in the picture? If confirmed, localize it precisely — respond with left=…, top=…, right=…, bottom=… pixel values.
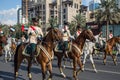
left=95, top=0, right=120, bottom=40
left=69, top=21, right=76, bottom=35
left=49, top=17, right=58, bottom=28
left=73, top=14, right=86, bottom=28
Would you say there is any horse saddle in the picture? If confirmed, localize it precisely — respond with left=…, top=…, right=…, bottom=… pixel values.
left=22, top=43, right=38, bottom=57
left=54, top=42, right=72, bottom=53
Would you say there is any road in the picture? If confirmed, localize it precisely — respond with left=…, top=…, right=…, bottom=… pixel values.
left=0, top=55, right=120, bottom=80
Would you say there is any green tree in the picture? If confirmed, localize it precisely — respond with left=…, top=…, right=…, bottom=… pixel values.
left=73, top=14, right=86, bottom=28
left=49, top=17, right=58, bottom=28
left=95, top=0, right=120, bottom=40
left=69, top=21, right=76, bottom=35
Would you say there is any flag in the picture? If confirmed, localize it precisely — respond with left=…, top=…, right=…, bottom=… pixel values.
left=21, top=24, right=24, bottom=32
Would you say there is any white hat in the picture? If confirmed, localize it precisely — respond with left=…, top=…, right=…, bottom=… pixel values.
left=10, top=28, right=15, bottom=32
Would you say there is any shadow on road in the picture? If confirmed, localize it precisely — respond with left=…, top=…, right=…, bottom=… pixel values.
left=0, top=71, right=25, bottom=80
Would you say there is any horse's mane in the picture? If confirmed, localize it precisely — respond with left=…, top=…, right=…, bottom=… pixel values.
left=74, top=30, right=86, bottom=44
left=107, top=36, right=120, bottom=44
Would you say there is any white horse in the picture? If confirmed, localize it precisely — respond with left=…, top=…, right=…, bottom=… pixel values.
left=82, top=35, right=105, bottom=72
left=3, top=37, right=12, bottom=63
left=82, top=39, right=97, bottom=72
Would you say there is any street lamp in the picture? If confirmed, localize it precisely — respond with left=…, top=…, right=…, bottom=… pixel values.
left=59, top=0, right=63, bottom=29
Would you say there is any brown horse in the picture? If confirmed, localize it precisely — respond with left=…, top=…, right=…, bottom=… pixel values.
left=0, top=35, right=7, bottom=56
left=103, top=37, right=120, bottom=65
left=54, top=29, right=96, bottom=80
left=14, top=28, right=63, bottom=80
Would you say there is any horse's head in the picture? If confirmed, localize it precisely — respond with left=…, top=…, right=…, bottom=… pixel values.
left=0, top=35, right=7, bottom=56
left=82, top=29, right=96, bottom=42
left=115, top=37, right=120, bottom=44
left=0, top=35, right=7, bottom=45
left=47, top=28, right=63, bottom=42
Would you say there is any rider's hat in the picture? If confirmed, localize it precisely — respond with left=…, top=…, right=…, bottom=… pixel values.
left=64, top=22, right=69, bottom=26
left=32, top=18, right=38, bottom=23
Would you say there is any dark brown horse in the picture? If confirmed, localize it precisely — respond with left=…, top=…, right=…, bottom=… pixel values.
left=54, top=29, right=96, bottom=80
left=103, top=37, right=120, bottom=65
left=14, top=28, right=63, bottom=80
left=0, top=35, right=7, bottom=56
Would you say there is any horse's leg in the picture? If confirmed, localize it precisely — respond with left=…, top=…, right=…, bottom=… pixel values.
left=110, top=54, right=117, bottom=66
left=8, top=50, right=12, bottom=61
left=41, top=62, right=47, bottom=80
left=47, top=62, right=53, bottom=80
left=103, top=51, right=107, bottom=65
left=27, top=58, right=33, bottom=80
left=89, top=54, right=97, bottom=72
left=82, top=51, right=88, bottom=71
left=73, top=57, right=78, bottom=80
left=63, top=57, right=67, bottom=68
left=57, top=56, right=66, bottom=78
left=14, top=56, right=24, bottom=79
left=76, top=56, right=83, bottom=75
left=4, top=50, right=8, bottom=63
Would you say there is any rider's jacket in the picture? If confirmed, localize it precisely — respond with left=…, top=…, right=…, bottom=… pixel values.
left=27, top=26, right=43, bottom=44
left=62, top=29, right=71, bottom=41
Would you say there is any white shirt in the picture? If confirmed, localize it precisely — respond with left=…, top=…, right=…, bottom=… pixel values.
left=27, top=26, right=43, bottom=44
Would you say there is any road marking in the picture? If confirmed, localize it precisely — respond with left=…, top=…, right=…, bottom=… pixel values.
left=64, top=65, right=120, bottom=75
left=93, top=59, right=120, bottom=63
left=85, top=68, right=120, bottom=75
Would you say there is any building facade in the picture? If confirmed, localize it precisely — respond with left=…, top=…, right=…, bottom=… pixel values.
left=22, top=0, right=82, bottom=27
left=116, top=0, right=120, bottom=9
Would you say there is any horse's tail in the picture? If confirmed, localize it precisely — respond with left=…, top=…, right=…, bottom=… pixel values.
left=14, top=44, right=21, bottom=72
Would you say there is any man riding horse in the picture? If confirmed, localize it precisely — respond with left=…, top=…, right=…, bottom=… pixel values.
left=61, top=22, right=71, bottom=57
left=27, top=18, right=43, bottom=59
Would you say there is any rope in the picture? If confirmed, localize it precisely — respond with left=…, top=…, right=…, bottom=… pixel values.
left=38, top=45, right=52, bottom=61
left=72, top=44, right=83, bottom=55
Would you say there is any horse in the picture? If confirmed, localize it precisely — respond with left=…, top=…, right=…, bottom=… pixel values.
left=82, top=34, right=106, bottom=73
left=82, top=39, right=97, bottom=72
left=0, top=35, right=7, bottom=56
left=3, top=37, right=17, bottom=63
left=54, top=29, right=96, bottom=80
left=14, top=27, right=63, bottom=80
left=103, top=37, right=120, bottom=65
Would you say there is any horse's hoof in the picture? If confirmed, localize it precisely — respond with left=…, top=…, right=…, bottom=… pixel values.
left=61, top=72, right=66, bottom=78
left=47, top=78, right=52, bottom=80
left=94, top=69, right=98, bottom=73
left=81, top=68, right=84, bottom=72
left=63, top=65, right=66, bottom=69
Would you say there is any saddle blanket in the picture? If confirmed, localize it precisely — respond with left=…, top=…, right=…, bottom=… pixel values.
left=22, top=44, right=39, bottom=57
left=55, top=42, right=72, bottom=53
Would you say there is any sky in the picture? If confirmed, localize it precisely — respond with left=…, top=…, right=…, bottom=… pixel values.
left=0, top=0, right=21, bottom=25
left=0, top=0, right=91, bottom=25
left=82, top=0, right=91, bottom=6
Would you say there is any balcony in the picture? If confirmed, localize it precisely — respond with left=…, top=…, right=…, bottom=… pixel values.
left=62, top=0, right=73, bottom=4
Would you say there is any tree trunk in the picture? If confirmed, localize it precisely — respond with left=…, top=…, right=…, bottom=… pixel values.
left=106, top=21, right=109, bottom=41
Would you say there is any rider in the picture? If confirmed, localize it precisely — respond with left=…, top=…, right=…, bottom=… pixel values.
left=62, top=22, right=71, bottom=57
left=27, top=18, right=43, bottom=58
left=109, top=30, right=113, bottom=39
left=74, top=25, right=82, bottom=39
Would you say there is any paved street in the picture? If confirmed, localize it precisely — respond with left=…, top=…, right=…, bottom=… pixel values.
left=0, top=55, right=120, bottom=80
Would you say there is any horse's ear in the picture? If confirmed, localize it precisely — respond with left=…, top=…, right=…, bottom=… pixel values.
left=47, top=27, right=53, bottom=31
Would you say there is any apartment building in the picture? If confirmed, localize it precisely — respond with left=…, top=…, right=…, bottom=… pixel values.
left=22, top=0, right=82, bottom=27
left=116, top=0, right=120, bottom=9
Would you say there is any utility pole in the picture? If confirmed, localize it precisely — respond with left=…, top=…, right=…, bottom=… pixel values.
left=25, top=0, right=28, bottom=24
left=60, top=0, right=63, bottom=28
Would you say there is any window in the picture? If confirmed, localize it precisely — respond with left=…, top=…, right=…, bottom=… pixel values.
left=63, top=15, right=66, bottom=19
left=74, top=3, right=76, bottom=8
left=63, top=9, right=66, bottom=13
left=43, top=4, right=45, bottom=9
